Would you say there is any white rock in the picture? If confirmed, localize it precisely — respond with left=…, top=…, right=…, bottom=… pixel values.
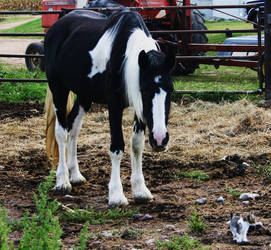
left=242, top=200, right=250, bottom=205
left=146, top=239, right=155, bottom=245
left=239, top=193, right=259, bottom=200
left=217, top=196, right=224, bottom=202
left=242, top=162, right=250, bottom=168
left=164, top=224, right=176, bottom=231
left=102, top=231, right=113, bottom=237
left=196, top=198, right=207, bottom=204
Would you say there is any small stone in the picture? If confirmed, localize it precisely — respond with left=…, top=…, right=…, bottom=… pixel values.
left=102, top=231, right=113, bottom=237
left=133, top=213, right=143, bottom=220
left=164, top=224, right=176, bottom=231
left=242, top=200, right=250, bottom=205
left=89, top=241, right=101, bottom=248
left=242, top=162, right=250, bottom=168
left=239, top=193, right=259, bottom=200
left=140, top=214, right=153, bottom=221
left=173, top=229, right=185, bottom=235
left=160, top=235, right=169, bottom=240
left=64, top=195, right=73, bottom=200
left=196, top=198, right=207, bottom=204
left=146, top=239, right=155, bottom=245
left=0, top=165, right=4, bottom=170
left=217, top=196, right=224, bottom=202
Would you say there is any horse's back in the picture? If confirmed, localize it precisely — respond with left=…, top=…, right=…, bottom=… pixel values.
left=45, top=10, right=108, bottom=92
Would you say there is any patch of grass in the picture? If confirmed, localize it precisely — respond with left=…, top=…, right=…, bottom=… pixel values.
left=78, top=222, right=89, bottom=250
left=225, top=184, right=242, bottom=198
left=174, top=170, right=209, bottom=182
left=0, top=206, right=14, bottom=250
left=121, top=227, right=143, bottom=240
left=205, top=20, right=255, bottom=45
left=0, top=63, right=47, bottom=102
left=187, top=209, right=208, bottom=235
left=0, top=18, right=43, bottom=36
left=173, top=64, right=262, bottom=102
left=62, top=206, right=138, bottom=224
left=157, top=233, right=205, bottom=250
left=19, top=172, right=63, bottom=249
left=254, top=163, right=271, bottom=180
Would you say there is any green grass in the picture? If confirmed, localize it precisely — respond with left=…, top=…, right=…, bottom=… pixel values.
left=0, top=16, right=35, bottom=24
left=205, top=20, right=255, bottom=45
left=0, top=63, right=47, bottom=102
left=62, top=206, right=138, bottom=224
left=225, top=184, right=242, bottom=198
left=174, top=65, right=259, bottom=91
left=157, top=233, right=203, bottom=250
left=0, top=18, right=43, bottom=37
left=254, top=162, right=271, bottom=180
left=174, top=170, right=209, bottom=182
left=187, top=209, right=208, bottom=235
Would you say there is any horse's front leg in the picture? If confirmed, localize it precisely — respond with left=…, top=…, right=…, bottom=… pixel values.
left=108, top=106, right=128, bottom=207
left=131, top=116, right=153, bottom=203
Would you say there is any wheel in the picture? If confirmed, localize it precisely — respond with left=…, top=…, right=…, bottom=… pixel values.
left=25, top=42, right=45, bottom=71
left=172, top=10, right=208, bottom=76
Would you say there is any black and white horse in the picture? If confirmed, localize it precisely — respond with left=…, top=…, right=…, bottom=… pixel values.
left=45, top=9, right=175, bottom=206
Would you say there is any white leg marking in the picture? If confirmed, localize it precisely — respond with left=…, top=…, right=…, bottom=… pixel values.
left=108, top=151, right=128, bottom=206
left=67, top=106, right=86, bottom=184
left=152, top=88, right=167, bottom=146
left=130, top=131, right=153, bottom=201
left=54, top=119, right=71, bottom=191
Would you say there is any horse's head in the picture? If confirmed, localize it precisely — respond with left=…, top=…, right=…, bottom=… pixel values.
left=138, top=49, right=175, bottom=152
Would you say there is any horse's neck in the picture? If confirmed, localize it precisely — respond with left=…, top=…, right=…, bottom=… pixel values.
left=123, top=29, right=157, bottom=121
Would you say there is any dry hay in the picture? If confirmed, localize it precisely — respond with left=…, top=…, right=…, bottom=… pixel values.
left=1, top=99, right=271, bottom=165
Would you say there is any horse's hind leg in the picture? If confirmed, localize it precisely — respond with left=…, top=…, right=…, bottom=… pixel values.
left=67, top=100, right=89, bottom=184
left=51, top=85, right=71, bottom=192
left=131, top=116, right=153, bottom=203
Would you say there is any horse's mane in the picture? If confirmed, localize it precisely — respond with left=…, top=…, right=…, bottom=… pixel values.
left=104, top=10, right=158, bottom=121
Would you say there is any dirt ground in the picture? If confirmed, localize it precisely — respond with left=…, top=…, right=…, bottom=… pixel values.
left=1, top=100, right=271, bottom=249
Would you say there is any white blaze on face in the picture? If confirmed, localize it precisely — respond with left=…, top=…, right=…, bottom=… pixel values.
left=152, top=88, right=167, bottom=146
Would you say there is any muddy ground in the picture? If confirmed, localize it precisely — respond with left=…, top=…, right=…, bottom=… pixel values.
left=1, top=101, right=271, bottom=249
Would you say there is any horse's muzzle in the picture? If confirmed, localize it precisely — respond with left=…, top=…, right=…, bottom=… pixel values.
left=149, top=132, right=169, bottom=152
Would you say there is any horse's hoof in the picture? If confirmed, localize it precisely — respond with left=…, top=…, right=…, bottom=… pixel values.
left=70, top=174, right=86, bottom=185
left=108, top=197, right=129, bottom=208
left=53, top=185, right=72, bottom=195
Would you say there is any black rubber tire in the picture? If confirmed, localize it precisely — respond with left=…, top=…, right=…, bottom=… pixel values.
left=172, top=10, right=208, bottom=76
left=25, top=42, right=45, bottom=72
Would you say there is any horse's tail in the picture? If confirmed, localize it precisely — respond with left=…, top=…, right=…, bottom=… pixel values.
left=45, top=88, right=74, bottom=168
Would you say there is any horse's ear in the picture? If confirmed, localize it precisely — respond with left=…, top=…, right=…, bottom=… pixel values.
left=165, top=45, right=176, bottom=71
left=138, top=50, right=149, bottom=69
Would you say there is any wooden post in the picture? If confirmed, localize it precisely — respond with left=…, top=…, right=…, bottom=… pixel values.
left=265, top=0, right=271, bottom=101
